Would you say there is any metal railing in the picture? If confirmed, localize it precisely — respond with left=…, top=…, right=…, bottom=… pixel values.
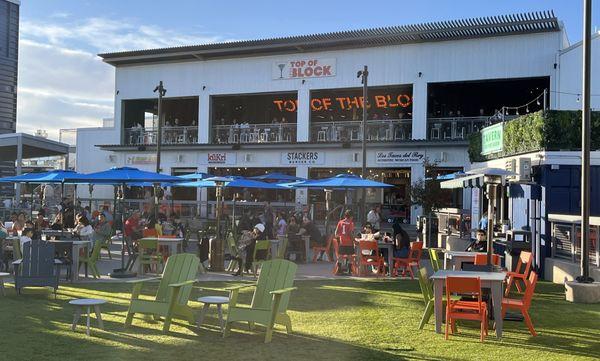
left=124, top=126, right=198, bottom=145
left=551, top=221, right=599, bottom=267
left=426, top=115, right=517, bottom=140
left=213, top=123, right=296, bottom=144
left=310, top=119, right=412, bottom=142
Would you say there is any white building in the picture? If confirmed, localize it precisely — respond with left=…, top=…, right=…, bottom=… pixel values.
left=76, top=11, right=570, bottom=222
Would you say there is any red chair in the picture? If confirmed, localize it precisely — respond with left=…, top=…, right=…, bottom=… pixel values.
left=502, top=271, right=538, bottom=336
left=332, top=238, right=355, bottom=275
left=445, top=276, right=488, bottom=342
left=474, top=253, right=500, bottom=266
left=142, top=228, right=158, bottom=238
left=312, top=235, right=334, bottom=262
left=392, top=241, right=423, bottom=279
left=355, top=241, right=385, bottom=276
left=505, top=251, right=532, bottom=295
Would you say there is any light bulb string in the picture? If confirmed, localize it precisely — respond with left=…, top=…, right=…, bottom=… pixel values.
left=501, top=91, right=546, bottom=113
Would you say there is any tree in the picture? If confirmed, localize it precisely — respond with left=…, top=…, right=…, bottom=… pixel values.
left=409, top=159, right=449, bottom=216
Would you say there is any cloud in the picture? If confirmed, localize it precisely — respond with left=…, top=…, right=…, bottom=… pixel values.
left=16, top=17, right=225, bottom=141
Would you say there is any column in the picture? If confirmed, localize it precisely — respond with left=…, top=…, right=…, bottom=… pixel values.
left=198, top=164, right=209, bottom=218
left=295, top=166, right=308, bottom=206
left=410, top=163, right=425, bottom=224
left=15, top=134, right=22, bottom=203
left=198, top=92, right=210, bottom=144
left=296, top=87, right=310, bottom=142
left=411, top=80, right=428, bottom=140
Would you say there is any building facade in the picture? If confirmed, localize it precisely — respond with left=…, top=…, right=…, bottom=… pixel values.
left=0, top=0, right=18, bottom=197
left=77, top=11, right=566, bottom=222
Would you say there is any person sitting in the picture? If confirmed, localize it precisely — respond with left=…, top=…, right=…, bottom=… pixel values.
left=466, top=229, right=487, bottom=252
left=34, top=209, right=49, bottom=231
left=334, top=210, right=355, bottom=274
left=393, top=232, right=410, bottom=259
left=124, top=211, right=142, bottom=240
left=74, top=215, right=93, bottom=240
left=145, top=215, right=163, bottom=236
left=12, top=212, right=26, bottom=233
left=19, top=227, right=34, bottom=251
left=232, top=223, right=264, bottom=276
left=50, top=211, right=63, bottom=230
left=92, top=213, right=112, bottom=246
left=361, top=223, right=381, bottom=241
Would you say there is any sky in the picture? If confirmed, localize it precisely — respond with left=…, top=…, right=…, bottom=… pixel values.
left=16, top=0, right=600, bottom=141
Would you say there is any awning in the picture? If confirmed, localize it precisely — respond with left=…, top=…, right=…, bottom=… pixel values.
left=440, top=174, right=485, bottom=189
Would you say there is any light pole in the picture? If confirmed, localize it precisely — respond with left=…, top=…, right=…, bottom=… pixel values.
left=579, top=0, right=593, bottom=283
left=210, top=179, right=226, bottom=271
left=153, top=81, right=166, bottom=218
left=357, top=66, right=368, bottom=223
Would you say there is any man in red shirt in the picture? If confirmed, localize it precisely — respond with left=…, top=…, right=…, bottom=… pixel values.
left=335, top=210, right=355, bottom=274
left=124, top=211, right=142, bottom=240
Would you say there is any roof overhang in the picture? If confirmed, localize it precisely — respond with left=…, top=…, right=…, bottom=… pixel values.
left=99, top=11, right=561, bottom=67
left=0, top=133, right=70, bottom=160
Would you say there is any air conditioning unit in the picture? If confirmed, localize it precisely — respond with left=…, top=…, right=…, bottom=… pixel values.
left=107, top=155, right=117, bottom=163
left=518, top=157, right=532, bottom=181
left=244, top=154, right=252, bottom=162
left=177, top=154, right=185, bottom=163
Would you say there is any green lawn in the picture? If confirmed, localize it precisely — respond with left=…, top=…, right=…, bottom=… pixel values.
left=0, top=279, right=598, bottom=361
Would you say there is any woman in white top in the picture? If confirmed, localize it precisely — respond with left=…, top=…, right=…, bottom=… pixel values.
left=276, top=213, right=287, bottom=236
left=74, top=215, right=94, bottom=240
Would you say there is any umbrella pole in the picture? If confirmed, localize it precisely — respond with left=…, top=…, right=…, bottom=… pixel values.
left=486, top=183, right=496, bottom=266
left=110, top=183, right=136, bottom=278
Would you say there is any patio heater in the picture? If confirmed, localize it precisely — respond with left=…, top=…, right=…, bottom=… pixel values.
left=153, top=81, right=167, bottom=219
left=484, top=175, right=503, bottom=271
left=210, top=179, right=225, bottom=272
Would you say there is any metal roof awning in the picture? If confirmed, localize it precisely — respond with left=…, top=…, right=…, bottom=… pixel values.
left=440, top=174, right=485, bottom=189
left=0, top=133, right=70, bottom=159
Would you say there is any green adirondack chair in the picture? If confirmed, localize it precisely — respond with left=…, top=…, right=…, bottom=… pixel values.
left=251, top=240, right=271, bottom=276
left=78, top=240, right=102, bottom=279
left=101, top=236, right=112, bottom=260
left=417, top=266, right=435, bottom=329
left=223, top=259, right=297, bottom=343
left=275, top=235, right=288, bottom=259
left=226, top=232, right=239, bottom=272
left=125, top=253, right=199, bottom=332
left=428, top=248, right=441, bottom=272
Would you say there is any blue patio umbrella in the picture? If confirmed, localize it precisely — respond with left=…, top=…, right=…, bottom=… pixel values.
left=284, top=173, right=393, bottom=189
left=0, top=169, right=82, bottom=183
left=178, top=172, right=211, bottom=180
left=178, top=176, right=288, bottom=189
left=249, top=172, right=305, bottom=182
left=435, top=171, right=465, bottom=180
left=64, top=167, right=182, bottom=184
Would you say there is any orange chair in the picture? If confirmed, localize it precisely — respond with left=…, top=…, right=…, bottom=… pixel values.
left=505, top=251, right=532, bottom=295
left=355, top=241, right=385, bottom=276
left=312, top=235, right=334, bottom=262
left=502, top=271, right=538, bottom=336
left=474, top=253, right=500, bottom=266
left=142, top=228, right=158, bottom=238
left=392, top=241, right=423, bottom=279
left=445, top=276, right=488, bottom=342
left=332, top=238, right=355, bottom=275
left=158, top=234, right=176, bottom=262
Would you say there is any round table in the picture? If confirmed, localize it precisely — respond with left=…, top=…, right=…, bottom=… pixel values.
left=69, top=298, right=107, bottom=336
left=197, top=296, right=229, bottom=331
left=0, top=272, right=10, bottom=296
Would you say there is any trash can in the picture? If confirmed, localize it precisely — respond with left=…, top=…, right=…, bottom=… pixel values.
left=196, top=231, right=210, bottom=264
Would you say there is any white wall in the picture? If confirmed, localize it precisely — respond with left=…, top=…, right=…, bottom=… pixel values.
left=556, top=33, right=600, bottom=110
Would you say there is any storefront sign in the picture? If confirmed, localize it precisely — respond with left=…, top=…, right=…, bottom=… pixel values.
left=481, top=123, right=503, bottom=155
left=206, top=152, right=236, bottom=165
left=273, top=58, right=336, bottom=80
left=281, top=151, right=324, bottom=165
left=273, top=92, right=412, bottom=112
left=126, top=154, right=156, bottom=165
left=375, top=151, right=425, bottom=164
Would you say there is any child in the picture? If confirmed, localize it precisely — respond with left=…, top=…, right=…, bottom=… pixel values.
left=335, top=210, right=355, bottom=274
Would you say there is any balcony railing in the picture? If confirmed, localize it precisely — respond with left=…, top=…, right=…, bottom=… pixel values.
left=213, top=123, right=296, bottom=144
left=124, top=126, right=198, bottom=145
left=427, top=115, right=517, bottom=140
left=310, top=119, right=412, bottom=142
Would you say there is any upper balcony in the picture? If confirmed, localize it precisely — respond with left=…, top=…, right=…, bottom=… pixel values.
left=124, top=126, right=198, bottom=145
left=212, top=123, right=296, bottom=144
left=310, top=119, right=411, bottom=142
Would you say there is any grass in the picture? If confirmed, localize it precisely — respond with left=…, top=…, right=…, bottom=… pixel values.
left=0, top=278, right=598, bottom=361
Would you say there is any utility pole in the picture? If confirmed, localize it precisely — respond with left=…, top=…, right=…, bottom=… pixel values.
left=153, top=81, right=167, bottom=218
left=358, top=66, right=368, bottom=224
left=579, top=0, right=593, bottom=283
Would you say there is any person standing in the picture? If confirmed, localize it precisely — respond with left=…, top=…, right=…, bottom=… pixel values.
left=276, top=212, right=287, bottom=237
left=264, top=201, right=274, bottom=238
left=92, top=213, right=112, bottom=246
left=335, top=210, right=355, bottom=273
left=232, top=223, right=264, bottom=276
left=367, top=205, right=382, bottom=231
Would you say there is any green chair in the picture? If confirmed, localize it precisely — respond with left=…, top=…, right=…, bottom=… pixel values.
left=252, top=240, right=271, bottom=276
left=78, top=241, right=102, bottom=279
left=138, top=238, right=163, bottom=274
left=125, top=253, right=199, bottom=332
left=11, top=238, right=22, bottom=260
left=428, top=248, right=442, bottom=272
left=417, top=266, right=435, bottom=329
left=276, top=235, right=288, bottom=259
left=223, top=259, right=297, bottom=343
left=100, top=237, right=112, bottom=260
left=226, top=232, right=240, bottom=272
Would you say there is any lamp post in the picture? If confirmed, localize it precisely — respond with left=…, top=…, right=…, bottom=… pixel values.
left=153, top=81, right=167, bottom=219
left=579, top=0, right=593, bottom=283
left=210, top=179, right=225, bottom=271
left=357, top=66, right=369, bottom=223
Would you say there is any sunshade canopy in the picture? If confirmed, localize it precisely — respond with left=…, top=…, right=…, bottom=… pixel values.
left=178, top=172, right=211, bottom=180
left=249, top=172, right=305, bottom=182
left=63, top=167, right=182, bottom=184
left=0, top=169, right=82, bottom=183
left=285, top=173, right=392, bottom=189
left=179, top=176, right=288, bottom=189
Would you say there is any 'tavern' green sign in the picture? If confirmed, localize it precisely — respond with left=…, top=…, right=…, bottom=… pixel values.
left=481, top=122, right=503, bottom=155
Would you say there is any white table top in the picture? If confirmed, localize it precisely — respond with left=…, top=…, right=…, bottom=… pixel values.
left=198, top=296, right=229, bottom=304
left=443, top=250, right=486, bottom=257
left=47, top=239, right=92, bottom=245
left=69, top=298, right=107, bottom=306
left=0, top=272, right=10, bottom=277
left=430, top=269, right=507, bottom=281
left=140, top=237, right=183, bottom=243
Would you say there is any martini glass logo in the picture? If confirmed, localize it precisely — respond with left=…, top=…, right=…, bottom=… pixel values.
left=277, top=63, right=286, bottom=78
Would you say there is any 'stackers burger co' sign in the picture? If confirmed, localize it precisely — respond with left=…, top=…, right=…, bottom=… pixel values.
left=273, top=58, right=336, bottom=80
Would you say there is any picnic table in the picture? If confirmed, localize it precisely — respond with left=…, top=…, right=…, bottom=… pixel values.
left=430, top=269, right=506, bottom=338
left=442, top=250, right=486, bottom=270
left=138, top=237, right=184, bottom=258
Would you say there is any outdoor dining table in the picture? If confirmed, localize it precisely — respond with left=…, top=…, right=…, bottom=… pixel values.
left=430, top=269, right=507, bottom=338
left=45, top=238, right=92, bottom=282
left=354, top=239, right=395, bottom=276
left=139, top=237, right=184, bottom=258
left=442, top=250, right=486, bottom=270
